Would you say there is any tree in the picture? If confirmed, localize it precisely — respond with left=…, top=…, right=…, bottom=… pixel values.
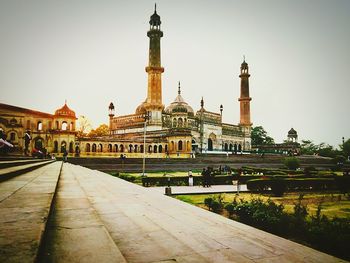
left=77, top=115, right=92, bottom=138
left=301, top=139, right=341, bottom=158
left=341, top=138, right=350, bottom=159
left=251, top=126, right=275, bottom=146
left=88, top=124, right=109, bottom=137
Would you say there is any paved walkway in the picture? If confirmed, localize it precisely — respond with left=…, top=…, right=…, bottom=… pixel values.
left=150, top=184, right=248, bottom=195
left=42, top=163, right=344, bottom=262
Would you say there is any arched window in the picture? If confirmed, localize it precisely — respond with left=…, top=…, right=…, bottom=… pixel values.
left=238, top=144, right=242, bottom=152
left=148, top=145, right=152, bottom=153
left=229, top=144, right=233, bottom=151
left=153, top=145, right=157, bottom=153
left=120, top=145, right=124, bottom=152
left=92, top=144, right=97, bottom=152
left=62, top=121, right=68, bottom=131
left=54, top=141, right=58, bottom=153
left=178, top=140, right=183, bottom=151
left=234, top=143, right=238, bottom=153
left=224, top=143, right=228, bottom=151
left=69, top=142, right=74, bottom=153
left=61, top=141, right=67, bottom=153
left=134, top=145, right=138, bottom=153
left=98, top=143, right=103, bottom=152
left=108, top=144, right=112, bottom=152
left=178, top=118, right=183, bottom=127
left=170, top=141, right=174, bottom=151
left=86, top=143, right=91, bottom=152
left=140, top=145, right=144, bottom=153
left=114, top=144, right=118, bottom=152
left=55, top=121, right=59, bottom=129
left=165, top=145, right=168, bottom=153
left=37, top=121, right=43, bottom=131
left=158, top=145, right=162, bottom=153
left=129, top=144, right=133, bottom=153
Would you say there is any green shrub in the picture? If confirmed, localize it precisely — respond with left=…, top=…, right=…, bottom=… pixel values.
left=270, top=178, right=287, bottom=197
left=283, top=157, right=300, bottom=170
left=225, top=203, right=235, bottom=218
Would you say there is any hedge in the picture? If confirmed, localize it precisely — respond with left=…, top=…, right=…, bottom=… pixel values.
left=247, top=177, right=341, bottom=196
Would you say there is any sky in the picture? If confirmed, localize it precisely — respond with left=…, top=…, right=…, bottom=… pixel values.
left=1, top=0, right=349, bottom=147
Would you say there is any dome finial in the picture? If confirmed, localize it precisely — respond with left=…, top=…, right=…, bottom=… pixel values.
left=65, top=99, right=67, bottom=105
left=200, top=97, right=204, bottom=108
left=243, top=55, right=245, bottom=62
left=155, top=3, right=157, bottom=13
left=178, top=81, right=181, bottom=95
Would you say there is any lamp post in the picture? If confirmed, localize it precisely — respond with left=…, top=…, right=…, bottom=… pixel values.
left=142, top=112, right=150, bottom=176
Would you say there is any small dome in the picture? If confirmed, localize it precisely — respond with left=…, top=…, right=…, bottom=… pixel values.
left=288, top=128, right=297, bottom=135
left=135, top=101, right=147, bottom=115
left=165, top=83, right=194, bottom=115
left=55, top=103, right=76, bottom=118
left=150, top=5, right=161, bottom=27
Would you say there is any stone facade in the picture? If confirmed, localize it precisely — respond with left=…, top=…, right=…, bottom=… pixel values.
left=0, top=103, right=77, bottom=156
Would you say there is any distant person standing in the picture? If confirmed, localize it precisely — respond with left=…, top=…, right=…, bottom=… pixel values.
left=201, top=168, right=207, bottom=187
left=63, top=150, right=68, bottom=162
left=188, top=170, right=193, bottom=186
left=24, top=130, right=31, bottom=156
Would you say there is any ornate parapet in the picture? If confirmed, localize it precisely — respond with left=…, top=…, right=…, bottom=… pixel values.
left=222, top=123, right=244, bottom=137
left=110, top=113, right=145, bottom=131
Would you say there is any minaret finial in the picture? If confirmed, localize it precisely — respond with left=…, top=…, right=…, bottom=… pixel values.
left=178, top=81, right=181, bottom=95
left=200, top=97, right=204, bottom=108
left=65, top=99, right=67, bottom=105
left=155, top=3, right=157, bottom=12
left=243, top=55, right=245, bottom=62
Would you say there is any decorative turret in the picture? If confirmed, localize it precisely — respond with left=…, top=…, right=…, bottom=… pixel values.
left=108, top=102, right=115, bottom=118
left=287, top=128, right=298, bottom=142
left=238, top=57, right=252, bottom=126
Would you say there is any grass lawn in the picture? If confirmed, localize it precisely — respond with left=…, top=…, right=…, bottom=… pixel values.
left=175, top=192, right=350, bottom=219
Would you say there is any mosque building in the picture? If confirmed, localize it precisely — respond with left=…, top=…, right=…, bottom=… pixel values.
left=77, top=6, right=252, bottom=158
left=0, top=7, right=252, bottom=158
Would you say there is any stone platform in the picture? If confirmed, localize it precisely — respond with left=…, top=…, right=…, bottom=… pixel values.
left=43, top=164, right=345, bottom=262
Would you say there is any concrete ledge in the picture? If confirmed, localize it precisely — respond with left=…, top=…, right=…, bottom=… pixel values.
left=0, top=160, right=54, bottom=182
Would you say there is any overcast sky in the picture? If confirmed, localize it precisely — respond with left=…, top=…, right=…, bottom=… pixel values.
left=1, top=0, right=349, bottom=147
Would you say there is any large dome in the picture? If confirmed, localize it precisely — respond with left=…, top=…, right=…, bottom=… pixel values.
left=165, top=83, right=194, bottom=116
left=55, top=103, right=76, bottom=118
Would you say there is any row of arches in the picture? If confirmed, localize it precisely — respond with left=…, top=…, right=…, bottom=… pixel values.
left=52, top=140, right=74, bottom=153
left=26, top=120, right=75, bottom=132
left=169, top=140, right=191, bottom=152
left=172, top=117, right=187, bottom=128
left=223, top=142, right=242, bottom=152
left=84, top=143, right=169, bottom=154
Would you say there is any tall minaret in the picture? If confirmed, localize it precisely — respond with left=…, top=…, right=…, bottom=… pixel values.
left=238, top=58, right=252, bottom=126
left=144, top=4, right=164, bottom=126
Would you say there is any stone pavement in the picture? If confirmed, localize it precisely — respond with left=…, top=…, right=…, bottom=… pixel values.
left=0, top=161, right=62, bottom=262
left=150, top=184, right=248, bottom=195
left=41, top=163, right=345, bottom=262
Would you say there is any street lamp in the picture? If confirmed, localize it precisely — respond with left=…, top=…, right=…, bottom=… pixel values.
left=142, top=111, right=150, bottom=176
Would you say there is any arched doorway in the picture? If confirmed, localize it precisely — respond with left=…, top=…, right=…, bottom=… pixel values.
left=224, top=143, right=228, bottom=151
left=208, top=139, right=213, bottom=151
left=69, top=142, right=74, bottom=153
left=34, top=138, right=43, bottom=150
left=238, top=144, right=242, bottom=152
left=54, top=141, right=58, bottom=153
left=61, top=141, right=67, bottom=153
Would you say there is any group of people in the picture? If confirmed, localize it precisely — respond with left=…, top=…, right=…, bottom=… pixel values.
left=201, top=167, right=214, bottom=187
